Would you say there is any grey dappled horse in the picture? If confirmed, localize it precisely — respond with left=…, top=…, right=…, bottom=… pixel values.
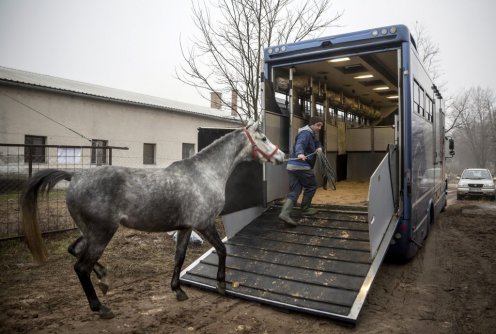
left=21, top=119, right=284, bottom=319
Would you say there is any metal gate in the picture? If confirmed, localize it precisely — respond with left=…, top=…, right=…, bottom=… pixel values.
left=0, top=143, right=127, bottom=239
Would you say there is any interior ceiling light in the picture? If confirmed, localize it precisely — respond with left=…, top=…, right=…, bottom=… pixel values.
left=387, top=95, right=399, bottom=99
left=373, top=86, right=389, bottom=91
left=354, top=74, right=374, bottom=79
left=328, top=57, right=350, bottom=63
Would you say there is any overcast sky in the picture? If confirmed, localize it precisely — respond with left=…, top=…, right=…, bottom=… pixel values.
left=0, top=0, right=495, bottom=107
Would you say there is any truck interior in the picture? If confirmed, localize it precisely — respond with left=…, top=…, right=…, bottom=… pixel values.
left=267, top=49, right=400, bottom=203
left=271, top=50, right=399, bottom=125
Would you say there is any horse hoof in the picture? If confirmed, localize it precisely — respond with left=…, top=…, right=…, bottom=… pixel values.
left=176, top=290, right=189, bottom=301
left=98, top=280, right=109, bottom=296
left=97, top=305, right=115, bottom=319
left=216, top=282, right=226, bottom=295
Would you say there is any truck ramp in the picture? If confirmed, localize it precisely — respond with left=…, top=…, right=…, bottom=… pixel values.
left=180, top=203, right=396, bottom=323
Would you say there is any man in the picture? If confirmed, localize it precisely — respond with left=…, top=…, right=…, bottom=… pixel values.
left=279, top=116, right=323, bottom=226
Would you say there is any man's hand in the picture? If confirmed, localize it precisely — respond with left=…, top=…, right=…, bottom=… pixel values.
left=297, top=154, right=306, bottom=161
left=316, top=147, right=323, bottom=153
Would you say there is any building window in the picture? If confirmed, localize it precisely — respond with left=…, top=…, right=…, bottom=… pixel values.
left=91, top=139, right=108, bottom=165
left=182, top=143, right=195, bottom=159
left=143, top=143, right=156, bottom=165
left=24, top=135, right=46, bottom=163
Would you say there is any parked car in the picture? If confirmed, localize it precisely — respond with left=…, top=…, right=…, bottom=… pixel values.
left=457, top=168, right=496, bottom=200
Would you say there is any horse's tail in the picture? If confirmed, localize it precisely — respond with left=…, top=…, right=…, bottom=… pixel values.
left=21, top=169, right=73, bottom=264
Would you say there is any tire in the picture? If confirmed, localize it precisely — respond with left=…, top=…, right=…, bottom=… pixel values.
left=457, top=193, right=463, bottom=201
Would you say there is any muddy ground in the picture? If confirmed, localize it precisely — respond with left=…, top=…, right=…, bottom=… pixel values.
left=1, top=186, right=495, bottom=333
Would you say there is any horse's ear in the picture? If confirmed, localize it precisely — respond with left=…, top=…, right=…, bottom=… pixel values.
left=248, top=119, right=261, bottom=131
left=255, top=119, right=262, bottom=131
left=245, top=118, right=255, bottom=129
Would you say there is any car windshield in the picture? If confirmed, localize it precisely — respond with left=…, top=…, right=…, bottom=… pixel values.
left=461, top=169, right=491, bottom=180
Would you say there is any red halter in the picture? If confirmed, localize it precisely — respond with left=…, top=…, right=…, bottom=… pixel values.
left=243, top=128, right=279, bottom=161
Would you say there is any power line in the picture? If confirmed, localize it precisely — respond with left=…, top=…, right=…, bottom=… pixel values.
left=1, top=91, right=93, bottom=143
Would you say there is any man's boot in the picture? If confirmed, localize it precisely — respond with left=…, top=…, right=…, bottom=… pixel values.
left=278, top=198, right=297, bottom=226
left=301, top=195, right=318, bottom=215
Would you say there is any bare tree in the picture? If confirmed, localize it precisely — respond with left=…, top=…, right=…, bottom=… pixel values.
left=177, top=0, right=342, bottom=121
left=455, top=87, right=496, bottom=168
left=445, top=91, right=469, bottom=133
left=412, top=22, right=442, bottom=83
left=484, top=88, right=496, bottom=169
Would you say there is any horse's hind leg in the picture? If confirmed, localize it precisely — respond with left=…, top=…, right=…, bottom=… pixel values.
left=74, top=227, right=117, bottom=319
left=68, top=236, right=110, bottom=295
left=171, top=228, right=192, bottom=301
left=198, top=224, right=226, bottom=295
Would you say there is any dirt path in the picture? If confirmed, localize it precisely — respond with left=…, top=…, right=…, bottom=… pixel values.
left=1, top=188, right=495, bottom=333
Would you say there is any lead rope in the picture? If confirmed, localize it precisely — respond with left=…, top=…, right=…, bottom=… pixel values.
left=316, top=150, right=337, bottom=191
left=284, top=150, right=337, bottom=190
left=283, top=151, right=318, bottom=161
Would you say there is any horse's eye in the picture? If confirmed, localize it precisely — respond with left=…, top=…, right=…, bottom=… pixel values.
left=262, top=137, right=267, bottom=142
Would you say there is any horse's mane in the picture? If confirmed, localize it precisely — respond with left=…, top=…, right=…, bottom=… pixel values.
left=191, top=128, right=243, bottom=160
left=166, top=128, right=243, bottom=170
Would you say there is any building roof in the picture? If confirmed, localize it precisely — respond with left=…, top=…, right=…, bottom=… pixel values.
left=0, top=66, right=239, bottom=123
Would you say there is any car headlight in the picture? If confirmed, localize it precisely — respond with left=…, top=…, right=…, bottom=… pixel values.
left=483, top=184, right=495, bottom=189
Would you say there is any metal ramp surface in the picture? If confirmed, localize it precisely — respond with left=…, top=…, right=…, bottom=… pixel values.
left=180, top=203, right=394, bottom=323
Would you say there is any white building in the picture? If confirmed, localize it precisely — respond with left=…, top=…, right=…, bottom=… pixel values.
left=0, top=66, right=240, bottom=169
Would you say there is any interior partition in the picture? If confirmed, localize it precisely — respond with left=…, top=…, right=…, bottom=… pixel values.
left=325, top=125, right=394, bottom=182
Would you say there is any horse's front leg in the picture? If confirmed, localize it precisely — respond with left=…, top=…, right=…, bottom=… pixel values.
left=198, top=223, right=226, bottom=295
left=171, top=228, right=192, bottom=301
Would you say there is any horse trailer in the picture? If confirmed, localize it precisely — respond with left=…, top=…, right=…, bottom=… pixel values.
left=181, top=25, right=450, bottom=323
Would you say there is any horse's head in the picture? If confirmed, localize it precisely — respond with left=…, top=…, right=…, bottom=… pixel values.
left=244, top=119, right=285, bottom=164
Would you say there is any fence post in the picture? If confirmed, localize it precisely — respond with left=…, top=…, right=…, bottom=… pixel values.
left=109, top=148, right=113, bottom=165
left=28, top=148, right=33, bottom=178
